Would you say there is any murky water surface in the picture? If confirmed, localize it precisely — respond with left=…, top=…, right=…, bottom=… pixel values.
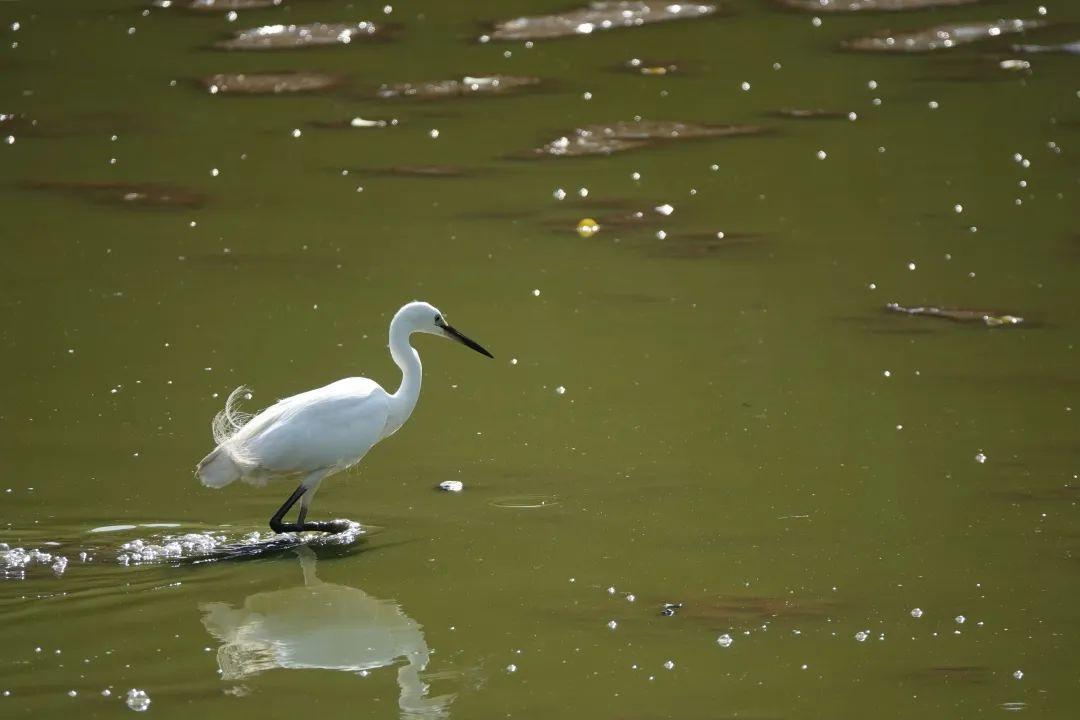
left=2, top=1, right=1079, bottom=717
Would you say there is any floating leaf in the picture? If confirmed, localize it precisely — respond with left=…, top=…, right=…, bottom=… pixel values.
left=215, top=22, right=379, bottom=50
left=885, top=302, right=1024, bottom=327
left=202, top=72, right=340, bottom=94
left=26, top=181, right=207, bottom=209
left=375, top=75, right=541, bottom=99
left=776, top=0, right=984, bottom=12
left=843, top=18, right=1047, bottom=52
left=622, top=58, right=680, bottom=75
left=535, top=120, right=767, bottom=157
left=308, top=116, right=398, bottom=130
left=484, top=1, right=719, bottom=42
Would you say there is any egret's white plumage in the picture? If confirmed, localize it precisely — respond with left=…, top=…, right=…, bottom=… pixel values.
left=195, top=301, right=492, bottom=533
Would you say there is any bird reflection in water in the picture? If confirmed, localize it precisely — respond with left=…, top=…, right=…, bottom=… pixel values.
left=200, top=546, right=454, bottom=718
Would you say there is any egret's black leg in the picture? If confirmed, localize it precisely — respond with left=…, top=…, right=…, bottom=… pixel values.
left=269, top=484, right=307, bottom=533
left=269, top=483, right=352, bottom=534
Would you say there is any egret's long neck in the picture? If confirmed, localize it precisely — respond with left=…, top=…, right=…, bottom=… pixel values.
left=387, top=317, right=422, bottom=431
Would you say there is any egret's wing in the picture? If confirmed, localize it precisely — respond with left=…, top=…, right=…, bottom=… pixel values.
left=232, top=378, right=390, bottom=474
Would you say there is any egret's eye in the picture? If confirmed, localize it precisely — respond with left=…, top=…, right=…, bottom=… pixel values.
left=435, top=314, right=442, bottom=323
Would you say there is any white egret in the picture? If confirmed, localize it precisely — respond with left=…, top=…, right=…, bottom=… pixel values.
left=195, top=301, right=493, bottom=533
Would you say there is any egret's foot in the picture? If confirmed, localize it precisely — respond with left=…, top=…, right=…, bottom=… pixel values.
left=301, top=519, right=353, bottom=534
left=269, top=518, right=353, bottom=535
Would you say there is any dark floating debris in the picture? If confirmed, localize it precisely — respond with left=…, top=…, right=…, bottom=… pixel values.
left=215, top=22, right=379, bottom=50
left=202, top=72, right=340, bottom=94
left=770, top=107, right=850, bottom=119
left=1013, top=40, right=1080, bottom=54
left=843, top=18, right=1047, bottom=53
left=650, top=231, right=762, bottom=258
left=660, top=602, right=683, bottom=617
left=376, top=75, right=541, bottom=100
left=26, top=181, right=207, bottom=209
left=535, top=120, right=767, bottom=157
left=776, top=0, right=983, bottom=12
left=483, top=1, right=719, bottom=42
left=154, top=0, right=284, bottom=10
left=885, top=302, right=1024, bottom=327
left=363, top=165, right=479, bottom=177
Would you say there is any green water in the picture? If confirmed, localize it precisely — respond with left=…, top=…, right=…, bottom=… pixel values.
left=2, top=0, right=1079, bottom=717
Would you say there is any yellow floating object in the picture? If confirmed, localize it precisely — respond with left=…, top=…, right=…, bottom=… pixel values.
left=576, top=218, right=600, bottom=237
left=640, top=66, right=669, bottom=76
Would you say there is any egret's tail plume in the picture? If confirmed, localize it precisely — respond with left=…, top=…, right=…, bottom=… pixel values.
left=212, top=385, right=254, bottom=445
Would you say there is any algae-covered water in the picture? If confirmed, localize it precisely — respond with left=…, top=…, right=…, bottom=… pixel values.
left=2, top=1, right=1079, bottom=717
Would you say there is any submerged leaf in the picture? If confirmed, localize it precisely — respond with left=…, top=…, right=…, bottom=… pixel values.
left=535, top=120, right=767, bottom=157
left=153, top=0, right=284, bottom=11
left=1013, top=40, right=1080, bottom=54
left=26, top=181, right=207, bottom=209
left=376, top=75, right=541, bottom=99
left=215, top=22, right=380, bottom=50
left=202, top=72, right=340, bottom=94
left=484, top=1, right=719, bottom=42
left=776, top=0, right=983, bottom=12
left=769, top=107, right=850, bottom=119
left=843, top=18, right=1047, bottom=52
left=885, top=302, right=1024, bottom=327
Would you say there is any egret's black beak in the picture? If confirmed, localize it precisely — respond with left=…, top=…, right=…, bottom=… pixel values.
left=441, top=322, right=494, bottom=359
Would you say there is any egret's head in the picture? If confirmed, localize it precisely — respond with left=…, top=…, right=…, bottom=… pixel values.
left=395, top=301, right=494, bottom=358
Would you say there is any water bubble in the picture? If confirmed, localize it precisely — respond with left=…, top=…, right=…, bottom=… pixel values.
left=1013, top=669, right=1024, bottom=679
left=532, top=289, right=541, bottom=297
left=867, top=80, right=878, bottom=90
left=811, top=17, right=822, bottom=27
left=607, top=586, right=616, bottom=594
left=656, top=230, right=667, bottom=240
left=975, top=452, right=987, bottom=464
left=582, top=91, right=593, bottom=101
left=655, top=203, right=674, bottom=216
left=740, top=81, right=751, bottom=92
left=578, top=187, right=589, bottom=198
left=663, top=660, right=675, bottom=670
left=291, top=128, right=302, bottom=138
left=848, top=112, right=857, bottom=121
left=816, top=150, right=827, bottom=160
left=226, top=10, right=238, bottom=22
left=428, top=129, right=440, bottom=139
left=855, top=630, right=869, bottom=642
left=954, top=204, right=963, bottom=213
left=555, top=386, right=566, bottom=395
left=717, top=633, right=733, bottom=648
left=506, top=664, right=517, bottom=673
left=438, top=480, right=464, bottom=493
left=883, top=370, right=891, bottom=378
left=210, top=168, right=220, bottom=177
left=67, top=690, right=77, bottom=698
left=553, top=187, right=566, bottom=200
left=626, top=594, right=635, bottom=602
left=910, top=608, right=924, bottom=618
left=955, top=615, right=965, bottom=624
left=607, top=620, right=618, bottom=630
left=928, top=101, right=940, bottom=110
left=125, top=689, right=150, bottom=712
